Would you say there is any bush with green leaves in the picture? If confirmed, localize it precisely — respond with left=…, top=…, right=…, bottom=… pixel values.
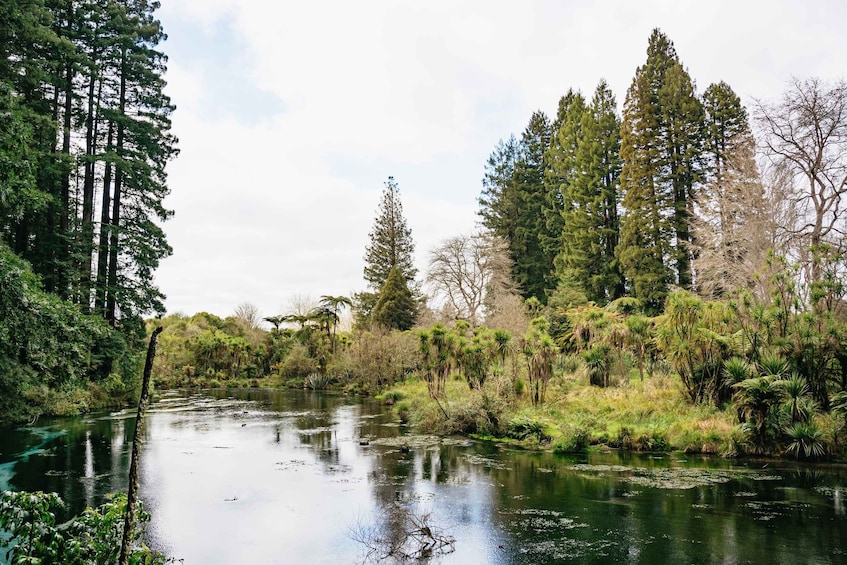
left=0, top=245, right=129, bottom=424
left=506, top=416, right=551, bottom=442
left=553, top=429, right=589, bottom=453
left=0, top=491, right=169, bottom=564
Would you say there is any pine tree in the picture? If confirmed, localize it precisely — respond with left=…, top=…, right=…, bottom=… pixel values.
left=512, top=111, right=554, bottom=302
left=372, top=266, right=416, bottom=331
left=480, top=112, right=554, bottom=303
left=543, top=89, right=585, bottom=286
left=556, top=80, right=623, bottom=303
left=617, top=29, right=705, bottom=311
left=0, top=0, right=176, bottom=337
left=363, top=176, right=417, bottom=293
left=479, top=135, right=520, bottom=256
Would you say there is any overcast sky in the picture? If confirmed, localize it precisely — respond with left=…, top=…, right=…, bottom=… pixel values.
left=152, top=0, right=847, bottom=320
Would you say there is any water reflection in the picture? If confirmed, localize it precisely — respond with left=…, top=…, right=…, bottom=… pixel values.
left=1, top=389, right=846, bottom=564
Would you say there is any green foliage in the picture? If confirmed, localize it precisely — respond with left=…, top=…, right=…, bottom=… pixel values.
left=281, top=343, right=319, bottom=380
left=553, top=81, right=624, bottom=303
left=372, top=266, right=416, bottom=331
left=657, top=291, right=734, bottom=404
left=304, top=372, right=335, bottom=390
left=506, top=416, right=551, bottom=442
left=553, top=429, right=589, bottom=453
left=0, top=491, right=168, bottom=564
left=0, top=244, right=129, bottom=423
left=363, top=177, right=417, bottom=293
left=617, top=29, right=705, bottom=310
left=522, top=319, right=557, bottom=404
left=479, top=113, right=556, bottom=303
left=784, top=422, right=826, bottom=460
left=582, top=344, right=612, bottom=387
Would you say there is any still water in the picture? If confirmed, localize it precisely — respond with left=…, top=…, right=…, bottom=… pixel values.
left=1, top=389, right=846, bottom=564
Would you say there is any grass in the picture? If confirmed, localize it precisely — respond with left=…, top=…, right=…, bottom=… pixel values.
left=388, top=371, right=739, bottom=455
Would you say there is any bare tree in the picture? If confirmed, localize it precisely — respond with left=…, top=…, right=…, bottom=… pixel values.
left=287, top=294, right=317, bottom=318
left=754, top=78, right=847, bottom=282
left=233, top=302, right=261, bottom=330
left=425, top=233, right=514, bottom=326
left=692, top=135, right=791, bottom=299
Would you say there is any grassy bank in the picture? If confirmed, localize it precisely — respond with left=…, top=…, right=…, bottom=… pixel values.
left=380, top=373, right=748, bottom=456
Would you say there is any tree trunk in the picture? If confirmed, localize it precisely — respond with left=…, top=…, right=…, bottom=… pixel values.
left=119, top=326, right=162, bottom=565
left=106, top=46, right=126, bottom=325
left=58, top=13, right=74, bottom=300
left=95, top=121, right=113, bottom=314
left=80, top=50, right=100, bottom=312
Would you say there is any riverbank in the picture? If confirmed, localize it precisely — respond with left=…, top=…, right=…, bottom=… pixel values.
left=378, top=373, right=841, bottom=460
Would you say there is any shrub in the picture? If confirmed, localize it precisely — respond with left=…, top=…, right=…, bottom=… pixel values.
left=506, top=416, right=551, bottom=442
left=513, top=378, right=525, bottom=397
left=0, top=491, right=168, bottom=564
left=281, top=343, right=319, bottom=379
left=304, top=373, right=335, bottom=390
left=554, top=429, right=589, bottom=453
left=378, top=390, right=405, bottom=405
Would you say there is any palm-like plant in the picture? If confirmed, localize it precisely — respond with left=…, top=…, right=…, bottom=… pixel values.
left=784, top=422, right=826, bottom=460
left=758, top=351, right=790, bottom=378
left=319, top=295, right=352, bottom=352
left=733, top=376, right=783, bottom=451
left=263, top=315, right=285, bottom=331
left=778, top=373, right=816, bottom=424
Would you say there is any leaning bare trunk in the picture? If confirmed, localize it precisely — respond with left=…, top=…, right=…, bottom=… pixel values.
left=118, top=326, right=163, bottom=565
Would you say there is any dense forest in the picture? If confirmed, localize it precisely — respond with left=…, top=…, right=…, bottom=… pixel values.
left=0, top=0, right=175, bottom=422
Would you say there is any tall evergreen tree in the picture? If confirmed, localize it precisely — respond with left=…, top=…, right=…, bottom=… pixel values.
left=479, top=134, right=520, bottom=261
left=512, top=111, right=554, bottom=302
left=543, top=89, right=586, bottom=280
left=479, top=113, right=553, bottom=303
left=556, top=80, right=623, bottom=303
left=363, top=176, right=417, bottom=292
left=617, top=29, right=705, bottom=311
left=0, top=0, right=176, bottom=337
left=702, top=81, right=750, bottom=185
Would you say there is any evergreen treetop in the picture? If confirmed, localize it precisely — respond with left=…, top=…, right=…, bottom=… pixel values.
left=363, top=176, right=417, bottom=291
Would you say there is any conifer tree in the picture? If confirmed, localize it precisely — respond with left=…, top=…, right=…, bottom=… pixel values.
left=543, top=89, right=585, bottom=282
left=479, top=135, right=520, bottom=271
left=556, top=81, right=623, bottom=303
left=0, top=0, right=176, bottom=336
left=702, top=81, right=750, bottom=185
left=617, top=29, right=705, bottom=311
left=480, top=113, right=553, bottom=303
left=372, top=266, right=416, bottom=331
left=363, top=176, right=417, bottom=291
left=512, top=111, right=554, bottom=302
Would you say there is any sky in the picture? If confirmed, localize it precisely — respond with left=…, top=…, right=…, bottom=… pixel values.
left=152, top=0, right=847, bottom=321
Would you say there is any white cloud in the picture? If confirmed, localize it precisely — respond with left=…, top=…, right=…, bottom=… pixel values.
left=154, top=0, right=847, bottom=319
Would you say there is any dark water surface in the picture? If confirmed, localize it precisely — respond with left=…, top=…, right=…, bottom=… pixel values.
left=2, top=389, right=846, bottom=564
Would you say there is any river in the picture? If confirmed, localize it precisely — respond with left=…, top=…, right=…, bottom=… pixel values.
left=1, top=388, right=846, bottom=564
